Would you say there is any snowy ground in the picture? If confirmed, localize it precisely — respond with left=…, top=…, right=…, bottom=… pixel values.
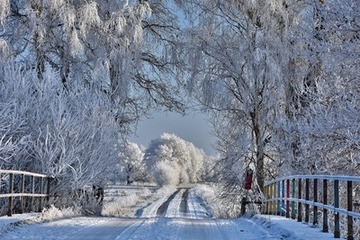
left=0, top=186, right=336, bottom=239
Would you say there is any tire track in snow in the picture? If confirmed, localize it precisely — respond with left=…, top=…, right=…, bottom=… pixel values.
left=165, top=189, right=187, bottom=218
left=156, top=189, right=181, bottom=217
left=186, top=189, right=212, bottom=219
left=179, top=188, right=189, bottom=217
left=140, top=188, right=178, bottom=218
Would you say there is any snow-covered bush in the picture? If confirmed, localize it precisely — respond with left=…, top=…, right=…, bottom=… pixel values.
left=101, top=188, right=152, bottom=217
left=39, top=205, right=81, bottom=222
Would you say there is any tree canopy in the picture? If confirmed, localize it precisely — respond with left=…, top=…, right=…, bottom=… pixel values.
left=0, top=0, right=358, bottom=196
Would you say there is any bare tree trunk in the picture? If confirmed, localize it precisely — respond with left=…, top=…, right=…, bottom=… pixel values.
left=31, top=0, right=45, bottom=79
left=250, top=104, right=265, bottom=190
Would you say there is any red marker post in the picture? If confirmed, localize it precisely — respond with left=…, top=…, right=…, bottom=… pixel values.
left=244, top=168, right=253, bottom=190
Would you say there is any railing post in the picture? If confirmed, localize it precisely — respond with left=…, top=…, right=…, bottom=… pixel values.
left=291, top=178, right=296, bottom=219
left=313, top=178, right=318, bottom=225
left=7, top=173, right=14, bottom=216
left=281, top=180, right=285, bottom=216
left=273, top=183, right=276, bottom=214
left=277, top=181, right=281, bottom=215
left=286, top=179, right=290, bottom=218
left=267, top=184, right=270, bottom=214
left=38, top=177, right=44, bottom=212
left=262, top=186, right=266, bottom=214
left=347, top=180, right=353, bottom=240
left=30, top=175, right=35, bottom=212
left=46, top=177, right=51, bottom=204
left=297, top=178, right=302, bottom=222
left=305, top=178, right=310, bottom=223
left=266, top=185, right=270, bottom=214
left=20, top=174, right=25, bottom=214
left=334, top=179, right=340, bottom=238
left=323, top=179, right=328, bottom=233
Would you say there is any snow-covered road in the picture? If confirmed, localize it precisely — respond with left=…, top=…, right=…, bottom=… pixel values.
left=0, top=188, right=335, bottom=240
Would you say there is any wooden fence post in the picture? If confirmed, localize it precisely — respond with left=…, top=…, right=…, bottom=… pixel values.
left=297, top=178, right=302, bottom=222
left=265, top=185, right=269, bottom=214
left=38, top=177, right=44, bottom=212
left=281, top=180, right=285, bottom=216
left=286, top=179, right=290, bottom=218
left=30, top=175, right=35, bottom=212
left=347, top=180, right=353, bottom=240
left=20, top=174, right=25, bottom=214
left=47, top=177, right=51, bottom=203
left=7, top=173, right=14, bottom=216
left=277, top=181, right=281, bottom=215
left=305, top=178, right=310, bottom=223
left=323, top=179, right=328, bottom=232
left=313, top=178, right=318, bottom=225
left=272, top=183, right=276, bottom=214
left=334, top=179, right=340, bottom=238
left=291, top=179, right=296, bottom=219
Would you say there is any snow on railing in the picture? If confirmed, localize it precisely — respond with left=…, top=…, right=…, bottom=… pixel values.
left=262, top=175, right=360, bottom=240
left=0, top=169, right=52, bottom=216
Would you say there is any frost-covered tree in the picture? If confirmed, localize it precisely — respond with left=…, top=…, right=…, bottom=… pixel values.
left=179, top=0, right=289, bottom=189
left=275, top=0, right=360, bottom=176
left=178, top=0, right=359, bottom=189
left=0, top=0, right=187, bottom=192
left=118, top=141, right=148, bottom=184
left=144, top=133, right=205, bottom=186
left=0, top=62, right=118, bottom=191
left=0, top=0, right=185, bottom=131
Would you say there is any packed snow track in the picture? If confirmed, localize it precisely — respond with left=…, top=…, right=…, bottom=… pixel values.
left=0, top=188, right=335, bottom=240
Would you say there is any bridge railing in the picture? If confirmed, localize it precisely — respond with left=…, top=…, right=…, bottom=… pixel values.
left=0, top=169, right=52, bottom=216
left=262, top=175, right=360, bottom=240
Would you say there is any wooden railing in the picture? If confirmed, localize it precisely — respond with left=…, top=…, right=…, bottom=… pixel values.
left=262, top=175, right=360, bottom=240
left=0, top=170, right=52, bottom=216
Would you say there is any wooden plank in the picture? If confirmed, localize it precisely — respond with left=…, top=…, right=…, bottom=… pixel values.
left=0, top=193, right=49, bottom=198
left=0, top=170, right=48, bottom=178
left=265, top=175, right=360, bottom=186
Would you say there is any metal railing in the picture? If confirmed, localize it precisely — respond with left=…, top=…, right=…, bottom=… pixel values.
left=0, top=169, right=52, bottom=216
left=262, top=175, right=360, bottom=240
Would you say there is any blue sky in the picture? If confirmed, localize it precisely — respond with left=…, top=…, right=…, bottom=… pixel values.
left=130, top=110, right=217, bottom=156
